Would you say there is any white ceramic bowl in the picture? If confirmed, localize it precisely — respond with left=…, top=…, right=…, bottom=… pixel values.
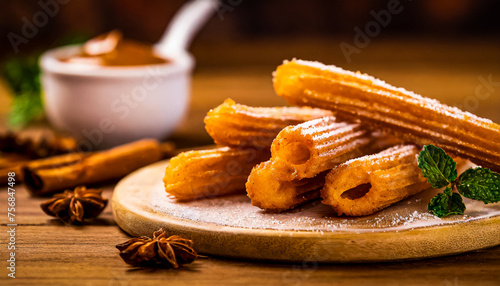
left=40, top=45, right=194, bottom=150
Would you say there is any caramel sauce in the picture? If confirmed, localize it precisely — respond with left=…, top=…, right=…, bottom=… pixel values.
left=61, top=30, right=168, bottom=66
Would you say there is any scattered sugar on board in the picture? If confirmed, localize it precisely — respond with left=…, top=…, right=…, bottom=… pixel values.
left=147, top=181, right=500, bottom=233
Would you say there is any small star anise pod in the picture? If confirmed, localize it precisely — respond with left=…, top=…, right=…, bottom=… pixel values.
left=116, top=228, right=197, bottom=268
left=40, top=186, right=108, bottom=224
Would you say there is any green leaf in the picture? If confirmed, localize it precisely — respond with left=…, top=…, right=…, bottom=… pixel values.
left=428, top=187, right=466, bottom=217
left=8, top=91, right=44, bottom=127
left=2, top=56, right=43, bottom=127
left=418, top=145, right=457, bottom=188
left=2, top=57, right=41, bottom=95
left=457, top=168, right=500, bottom=204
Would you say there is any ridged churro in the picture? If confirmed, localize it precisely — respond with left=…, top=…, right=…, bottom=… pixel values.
left=321, top=145, right=430, bottom=216
left=164, top=147, right=270, bottom=201
left=204, top=98, right=333, bottom=148
left=249, top=127, right=401, bottom=212
left=246, top=161, right=327, bottom=212
left=273, top=59, right=500, bottom=172
left=269, top=116, right=398, bottom=181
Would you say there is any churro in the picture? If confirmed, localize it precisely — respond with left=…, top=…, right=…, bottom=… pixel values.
left=273, top=59, right=500, bottom=172
left=164, top=147, right=269, bottom=201
left=204, top=99, right=333, bottom=148
left=321, top=145, right=430, bottom=216
left=269, top=116, right=398, bottom=181
left=246, top=161, right=327, bottom=212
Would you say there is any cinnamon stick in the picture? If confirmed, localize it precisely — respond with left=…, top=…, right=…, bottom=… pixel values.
left=1, top=153, right=85, bottom=185
left=0, top=153, right=31, bottom=183
left=23, top=139, right=162, bottom=195
left=0, top=165, right=23, bottom=185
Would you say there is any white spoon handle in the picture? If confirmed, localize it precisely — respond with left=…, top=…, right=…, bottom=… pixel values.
left=155, top=0, right=218, bottom=57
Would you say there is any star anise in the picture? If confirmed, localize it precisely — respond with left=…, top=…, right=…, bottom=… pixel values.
left=116, top=229, right=198, bottom=268
left=40, top=186, right=108, bottom=224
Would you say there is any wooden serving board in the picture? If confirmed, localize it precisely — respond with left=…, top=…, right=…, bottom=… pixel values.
left=112, top=160, right=500, bottom=263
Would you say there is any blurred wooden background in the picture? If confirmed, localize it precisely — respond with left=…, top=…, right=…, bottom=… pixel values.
left=2, top=0, right=500, bottom=51
left=1, top=0, right=499, bottom=146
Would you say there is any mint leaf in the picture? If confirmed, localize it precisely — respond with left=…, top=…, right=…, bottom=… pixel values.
left=428, top=187, right=466, bottom=217
left=457, top=168, right=500, bottom=204
left=447, top=192, right=466, bottom=215
left=418, top=145, right=457, bottom=188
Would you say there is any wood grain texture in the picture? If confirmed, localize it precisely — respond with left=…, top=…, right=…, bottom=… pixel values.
left=1, top=186, right=500, bottom=285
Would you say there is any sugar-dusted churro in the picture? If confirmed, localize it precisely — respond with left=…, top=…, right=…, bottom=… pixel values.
left=269, top=116, right=398, bottom=181
left=246, top=161, right=327, bottom=212
left=249, top=127, right=400, bottom=212
left=273, top=59, right=500, bottom=172
left=204, top=99, right=333, bottom=148
left=164, top=147, right=270, bottom=201
left=321, top=145, right=430, bottom=216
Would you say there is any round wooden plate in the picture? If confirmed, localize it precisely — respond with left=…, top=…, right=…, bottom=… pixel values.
left=112, top=160, right=500, bottom=263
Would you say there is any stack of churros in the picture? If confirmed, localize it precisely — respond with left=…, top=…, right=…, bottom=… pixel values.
left=246, top=117, right=400, bottom=212
left=164, top=58, right=500, bottom=217
left=164, top=99, right=333, bottom=201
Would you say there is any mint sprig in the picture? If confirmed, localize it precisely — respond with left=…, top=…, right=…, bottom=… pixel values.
left=428, top=187, right=465, bottom=217
left=457, top=168, right=500, bottom=204
left=418, top=145, right=457, bottom=188
left=418, top=145, right=500, bottom=218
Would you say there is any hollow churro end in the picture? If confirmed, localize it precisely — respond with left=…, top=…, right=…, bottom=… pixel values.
left=320, top=163, right=371, bottom=209
left=321, top=145, right=431, bottom=217
left=270, top=116, right=374, bottom=181
left=340, top=183, right=372, bottom=200
left=277, top=142, right=311, bottom=165
left=246, top=161, right=325, bottom=212
left=246, top=161, right=297, bottom=211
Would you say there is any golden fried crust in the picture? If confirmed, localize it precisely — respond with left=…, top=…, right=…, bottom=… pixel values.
left=273, top=59, right=500, bottom=172
left=204, top=98, right=333, bottom=148
left=164, top=147, right=270, bottom=201
left=246, top=161, right=326, bottom=212
left=269, top=116, right=399, bottom=181
left=321, top=145, right=430, bottom=216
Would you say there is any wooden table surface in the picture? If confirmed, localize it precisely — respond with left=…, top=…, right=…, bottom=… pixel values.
left=1, top=39, right=500, bottom=285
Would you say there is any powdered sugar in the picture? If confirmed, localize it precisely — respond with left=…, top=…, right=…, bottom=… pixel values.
left=148, top=178, right=497, bottom=233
